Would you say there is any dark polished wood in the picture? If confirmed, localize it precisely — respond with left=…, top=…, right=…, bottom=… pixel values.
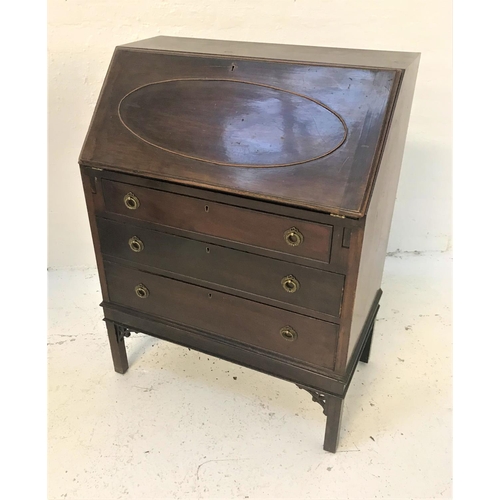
left=80, top=39, right=402, bottom=218
left=102, top=301, right=344, bottom=393
left=101, top=290, right=381, bottom=397
left=80, top=171, right=110, bottom=302
left=121, top=35, right=419, bottom=70
left=79, top=36, right=419, bottom=454
left=105, top=320, right=128, bottom=374
left=101, top=179, right=333, bottom=262
left=88, top=167, right=353, bottom=273
left=323, top=395, right=344, bottom=453
left=118, top=78, right=348, bottom=167
left=345, top=54, right=420, bottom=366
left=97, top=217, right=344, bottom=319
left=104, top=260, right=339, bottom=370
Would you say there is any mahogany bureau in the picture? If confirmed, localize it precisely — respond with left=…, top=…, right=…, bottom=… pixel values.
left=79, top=36, right=419, bottom=453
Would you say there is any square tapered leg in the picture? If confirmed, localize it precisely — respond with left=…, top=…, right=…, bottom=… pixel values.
left=323, top=395, right=344, bottom=453
left=105, top=320, right=129, bottom=374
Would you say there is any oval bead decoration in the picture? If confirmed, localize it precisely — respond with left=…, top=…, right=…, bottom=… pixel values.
left=118, top=79, right=348, bottom=167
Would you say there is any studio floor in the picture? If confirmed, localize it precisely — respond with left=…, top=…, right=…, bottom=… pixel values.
left=48, top=252, right=452, bottom=500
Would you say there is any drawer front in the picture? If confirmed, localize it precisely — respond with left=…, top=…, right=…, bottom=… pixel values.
left=104, top=261, right=338, bottom=370
left=101, top=179, right=332, bottom=262
left=98, top=217, right=344, bottom=318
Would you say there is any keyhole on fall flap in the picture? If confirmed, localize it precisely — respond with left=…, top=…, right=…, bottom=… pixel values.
left=205, top=205, right=209, bottom=212
left=231, top=64, right=235, bottom=72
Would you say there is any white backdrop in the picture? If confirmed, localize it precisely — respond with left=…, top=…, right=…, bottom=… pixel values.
left=48, top=0, right=452, bottom=268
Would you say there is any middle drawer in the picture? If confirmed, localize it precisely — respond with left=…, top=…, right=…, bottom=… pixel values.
left=97, top=217, right=344, bottom=319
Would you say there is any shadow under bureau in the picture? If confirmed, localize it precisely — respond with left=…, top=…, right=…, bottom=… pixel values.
left=79, top=36, right=419, bottom=453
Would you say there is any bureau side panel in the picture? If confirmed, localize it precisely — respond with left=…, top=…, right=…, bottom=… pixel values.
left=80, top=167, right=110, bottom=302
left=346, top=55, right=420, bottom=364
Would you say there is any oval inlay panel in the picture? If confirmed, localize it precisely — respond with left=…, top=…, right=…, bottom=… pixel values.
left=118, top=79, right=348, bottom=167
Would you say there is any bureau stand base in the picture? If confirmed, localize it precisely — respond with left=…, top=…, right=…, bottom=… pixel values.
left=102, top=299, right=379, bottom=454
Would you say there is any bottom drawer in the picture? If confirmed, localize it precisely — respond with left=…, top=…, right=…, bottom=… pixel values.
left=104, top=261, right=338, bottom=370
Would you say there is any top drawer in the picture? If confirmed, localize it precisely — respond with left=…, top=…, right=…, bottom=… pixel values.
left=101, top=180, right=333, bottom=262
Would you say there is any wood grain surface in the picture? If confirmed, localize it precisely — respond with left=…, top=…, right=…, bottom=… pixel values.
left=80, top=39, right=402, bottom=217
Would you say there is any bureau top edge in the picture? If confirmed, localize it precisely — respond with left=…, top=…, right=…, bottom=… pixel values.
left=118, top=36, right=420, bottom=70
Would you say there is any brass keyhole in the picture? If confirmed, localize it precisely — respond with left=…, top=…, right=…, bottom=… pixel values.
left=128, top=236, right=144, bottom=253
left=284, top=227, right=304, bottom=247
left=281, top=275, right=300, bottom=293
left=280, top=326, right=298, bottom=342
left=124, top=192, right=140, bottom=210
left=134, top=284, right=149, bottom=298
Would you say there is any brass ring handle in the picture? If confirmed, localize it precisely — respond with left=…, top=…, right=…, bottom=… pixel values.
left=284, top=227, right=304, bottom=247
left=128, top=236, right=144, bottom=253
left=124, top=192, right=140, bottom=210
left=134, top=284, right=149, bottom=299
left=280, top=326, right=298, bottom=342
left=281, top=275, right=300, bottom=293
